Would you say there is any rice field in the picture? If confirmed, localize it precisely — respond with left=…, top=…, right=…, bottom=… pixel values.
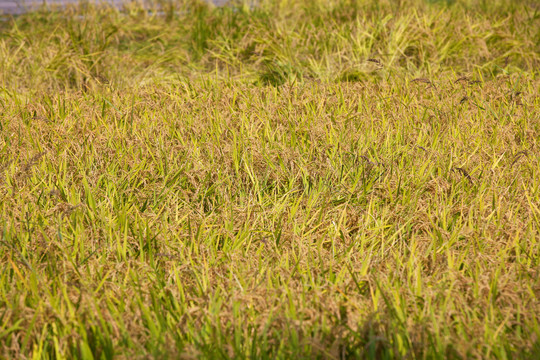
left=0, top=0, right=539, bottom=358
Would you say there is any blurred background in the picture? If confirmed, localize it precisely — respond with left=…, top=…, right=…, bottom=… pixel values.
left=0, top=0, right=233, bottom=14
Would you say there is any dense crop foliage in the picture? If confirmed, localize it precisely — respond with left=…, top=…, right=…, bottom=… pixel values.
left=0, top=0, right=539, bottom=358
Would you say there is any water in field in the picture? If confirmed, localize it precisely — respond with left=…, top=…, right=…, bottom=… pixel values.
left=0, top=0, right=233, bottom=14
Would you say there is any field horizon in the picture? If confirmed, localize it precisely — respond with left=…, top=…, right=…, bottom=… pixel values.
left=0, top=0, right=539, bottom=358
